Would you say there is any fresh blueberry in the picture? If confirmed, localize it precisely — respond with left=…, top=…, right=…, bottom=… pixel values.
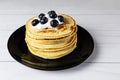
left=48, top=10, right=56, bottom=15
left=58, top=16, right=64, bottom=22
left=48, top=10, right=57, bottom=18
left=49, top=13, right=57, bottom=18
left=40, top=17, right=48, bottom=24
left=32, top=19, right=39, bottom=26
left=38, top=13, right=45, bottom=19
left=50, top=20, right=59, bottom=27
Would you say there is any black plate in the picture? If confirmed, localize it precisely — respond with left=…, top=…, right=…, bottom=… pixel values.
left=7, top=25, right=94, bottom=70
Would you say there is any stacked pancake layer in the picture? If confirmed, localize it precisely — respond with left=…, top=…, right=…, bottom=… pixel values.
left=25, top=14, right=77, bottom=59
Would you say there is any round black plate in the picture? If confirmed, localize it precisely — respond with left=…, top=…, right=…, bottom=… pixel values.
left=7, top=25, right=94, bottom=70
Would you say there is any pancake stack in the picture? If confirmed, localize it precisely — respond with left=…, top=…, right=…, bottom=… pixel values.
left=25, top=11, right=77, bottom=59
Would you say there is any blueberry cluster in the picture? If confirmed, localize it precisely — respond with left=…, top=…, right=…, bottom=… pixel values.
left=32, top=10, right=64, bottom=27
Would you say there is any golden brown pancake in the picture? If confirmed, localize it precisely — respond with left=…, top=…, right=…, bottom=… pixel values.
left=25, top=14, right=77, bottom=59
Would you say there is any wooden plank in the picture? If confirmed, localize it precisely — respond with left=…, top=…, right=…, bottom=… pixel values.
left=0, top=0, right=120, bottom=80
left=0, top=14, right=120, bottom=62
left=0, top=0, right=120, bottom=15
left=1, top=29, right=120, bottom=62
left=0, top=15, right=120, bottom=29
left=0, top=62, right=120, bottom=80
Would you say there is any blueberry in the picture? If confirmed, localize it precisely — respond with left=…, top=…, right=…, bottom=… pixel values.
left=48, top=10, right=57, bottom=18
left=32, top=19, right=39, bottom=26
left=50, top=20, right=59, bottom=27
left=58, top=16, right=64, bottom=22
left=49, top=13, right=57, bottom=18
left=38, top=13, right=45, bottom=19
left=48, top=10, right=56, bottom=15
left=40, top=17, right=48, bottom=24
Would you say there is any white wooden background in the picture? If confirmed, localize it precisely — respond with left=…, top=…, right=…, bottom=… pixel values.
left=0, top=0, right=120, bottom=80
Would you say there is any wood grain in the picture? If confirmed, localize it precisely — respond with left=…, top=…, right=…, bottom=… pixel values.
left=0, top=0, right=120, bottom=80
left=0, top=62, right=120, bottom=80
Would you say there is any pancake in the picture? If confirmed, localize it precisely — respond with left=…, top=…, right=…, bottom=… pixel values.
left=26, top=34, right=77, bottom=51
left=27, top=43, right=77, bottom=59
left=25, top=12, right=78, bottom=59
left=25, top=14, right=77, bottom=39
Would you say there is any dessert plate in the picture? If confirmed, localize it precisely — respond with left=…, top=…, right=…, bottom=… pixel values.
left=7, top=25, right=94, bottom=70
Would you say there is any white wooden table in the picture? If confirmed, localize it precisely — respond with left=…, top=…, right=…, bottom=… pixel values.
left=0, top=0, right=120, bottom=80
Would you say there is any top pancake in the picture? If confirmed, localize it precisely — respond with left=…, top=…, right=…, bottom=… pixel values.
left=26, top=14, right=77, bottom=39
